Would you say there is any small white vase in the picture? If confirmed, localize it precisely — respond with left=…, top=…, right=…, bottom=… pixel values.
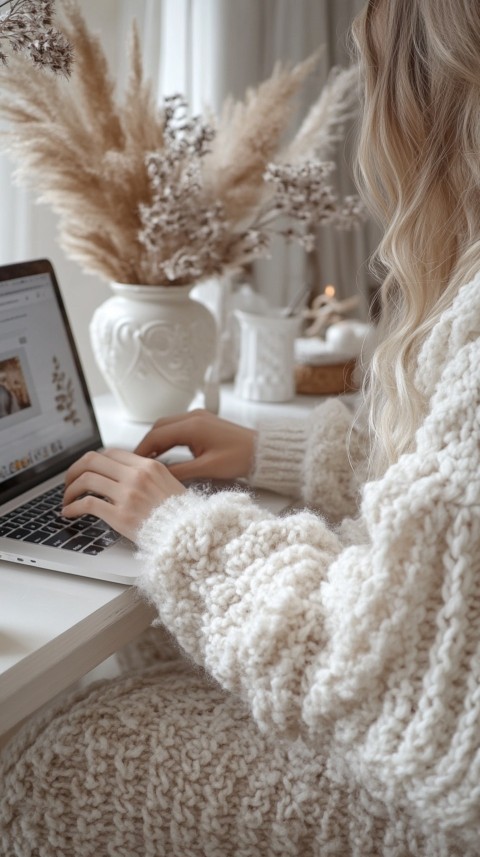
left=234, top=310, right=301, bottom=403
left=90, top=283, right=217, bottom=422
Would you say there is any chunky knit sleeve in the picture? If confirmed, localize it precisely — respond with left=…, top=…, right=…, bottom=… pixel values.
left=136, top=333, right=480, bottom=844
left=249, top=396, right=367, bottom=521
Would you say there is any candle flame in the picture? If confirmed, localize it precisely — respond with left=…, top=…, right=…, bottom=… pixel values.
left=324, top=284, right=335, bottom=298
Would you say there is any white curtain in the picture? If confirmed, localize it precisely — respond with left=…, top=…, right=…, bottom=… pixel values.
left=0, top=0, right=375, bottom=395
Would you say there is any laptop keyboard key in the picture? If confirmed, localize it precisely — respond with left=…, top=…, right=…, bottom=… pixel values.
left=62, top=536, right=92, bottom=552
left=94, top=531, right=120, bottom=547
left=82, top=526, right=104, bottom=539
left=83, top=544, right=105, bottom=556
left=89, top=518, right=111, bottom=531
left=68, top=519, right=90, bottom=531
left=8, top=528, right=32, bottom=540
left=9, top=515, right=30, bottom=526
left=47, top=519, right=65, bottom=530
left=37, top=522, right=60, bottom=534
left=35, top=513, right=58, bottom=526
left=55, top=515, right=74, bottom=526
left=43, top=530, right=77, bottom=547
left=24, top=530, right=52, bottom=544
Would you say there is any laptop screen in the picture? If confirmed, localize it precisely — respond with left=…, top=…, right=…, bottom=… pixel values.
left=0, top=259, right=103, bottom=505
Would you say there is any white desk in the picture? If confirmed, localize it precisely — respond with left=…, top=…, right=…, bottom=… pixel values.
left=0, top=385, right=327, bottom=746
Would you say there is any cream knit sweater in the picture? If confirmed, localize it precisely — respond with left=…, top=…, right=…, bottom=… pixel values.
left=1, top=274, right=479, bottom=857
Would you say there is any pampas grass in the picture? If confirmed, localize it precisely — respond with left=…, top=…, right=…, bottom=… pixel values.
left=202, top=52, right=320, bottom=221
left=0, top=0, right=362, bottom=286
left=281, top=63, right=360, bottom=163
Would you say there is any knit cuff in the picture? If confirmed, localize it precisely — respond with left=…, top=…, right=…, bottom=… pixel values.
left=249, top=418, right=307, bottom=498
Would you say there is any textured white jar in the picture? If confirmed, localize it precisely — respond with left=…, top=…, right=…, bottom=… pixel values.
left=90, top=283, right=217, bottom=422
left=234, top=310, right=301, bottom=403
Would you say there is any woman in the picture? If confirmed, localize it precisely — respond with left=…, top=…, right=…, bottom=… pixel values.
left=2, top=1, right=479, bottom=854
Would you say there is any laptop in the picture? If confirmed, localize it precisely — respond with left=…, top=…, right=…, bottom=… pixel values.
left=0, top=258, right=144, bottom=583
left=0, top=259, right=291, bottom=585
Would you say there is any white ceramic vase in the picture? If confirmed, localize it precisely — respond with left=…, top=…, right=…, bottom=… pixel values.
left=234, top=309, right=301, bottom=403
left=90, top=283, right=217, bottom=422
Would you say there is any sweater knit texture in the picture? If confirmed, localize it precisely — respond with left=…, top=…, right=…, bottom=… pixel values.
left=1, top=273, right=480, bottom=856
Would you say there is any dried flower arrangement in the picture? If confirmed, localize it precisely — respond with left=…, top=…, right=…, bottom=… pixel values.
left=0, top=0, right=364, bottom=287
left=0, top=0, right=72, bottom=74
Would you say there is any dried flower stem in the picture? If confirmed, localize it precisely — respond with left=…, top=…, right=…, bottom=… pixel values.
left=0, top=0, right=72, bottom=74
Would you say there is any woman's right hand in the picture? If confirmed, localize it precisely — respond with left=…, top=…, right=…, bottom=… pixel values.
left=134, top=409, right=258, bottom=483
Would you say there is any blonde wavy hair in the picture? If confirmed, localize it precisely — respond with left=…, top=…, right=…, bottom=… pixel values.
left=351, top=0, right=480, bottom=477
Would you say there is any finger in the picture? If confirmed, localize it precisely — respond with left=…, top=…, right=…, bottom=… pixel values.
left=168, top=451, right=225, bottom=482
left=61, top=493, right=121, bottom=532
left=102, top=448, right=176, bottom=483
left=65, top=448, right=158, bottom=490
left=134, top=419, right=203, bottom=458
left=63, top=471, right=122, bottom=508
left=101, top=447, right=160, bottom=467
left=65, top=449, right=131, bottom=487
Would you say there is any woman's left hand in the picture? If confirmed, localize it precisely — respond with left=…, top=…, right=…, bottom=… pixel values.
left=62, top=448, right=186, bottom=542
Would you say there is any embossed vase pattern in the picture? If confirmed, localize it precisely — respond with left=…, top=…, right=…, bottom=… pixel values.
left=90, top=283, right=217, bottom=421
left=234, top=310, right=301, bottom=402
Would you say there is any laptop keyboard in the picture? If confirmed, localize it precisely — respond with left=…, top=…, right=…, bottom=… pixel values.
left=0, top=483, right=121, bottom=556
